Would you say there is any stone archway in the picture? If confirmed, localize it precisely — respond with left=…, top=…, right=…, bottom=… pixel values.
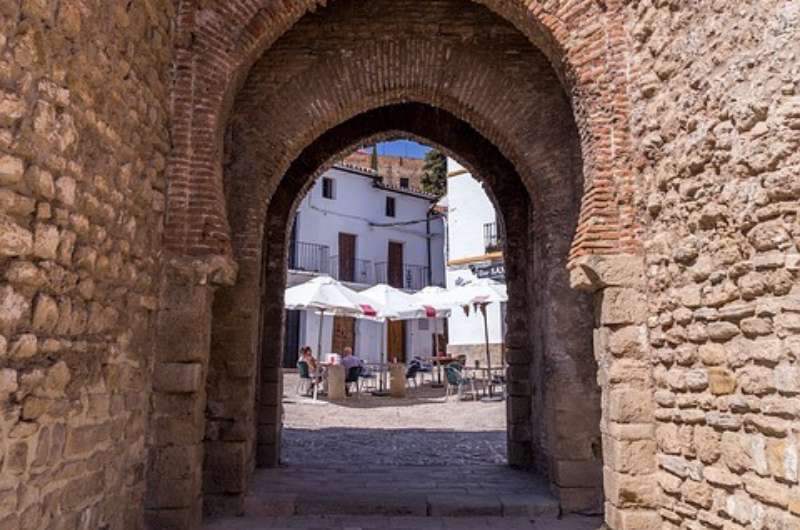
left=149, top=1, right=657, bottom=529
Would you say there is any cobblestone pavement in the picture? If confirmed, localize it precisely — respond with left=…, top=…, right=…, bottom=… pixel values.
left=281, top=372, right=507, bottom=467
left=201, top=372, right=604, bottom=529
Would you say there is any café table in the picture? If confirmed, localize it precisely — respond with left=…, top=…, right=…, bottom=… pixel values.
left=463, top=366, right=506, bottom=399
left=423, top=356, right=456, bottom=387
left=364, top=362, right=389, bottom=394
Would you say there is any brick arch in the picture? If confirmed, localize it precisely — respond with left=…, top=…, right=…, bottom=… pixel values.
left=225, top=40, right=575, bottom=263
left=153, top=1, right=656, bottom=528
left=166, top=0, right=637, bottom=262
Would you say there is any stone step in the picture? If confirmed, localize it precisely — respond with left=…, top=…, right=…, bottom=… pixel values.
left=242, top=490, right=559, bottom=519
left=203, top=515, right=603, bottom=530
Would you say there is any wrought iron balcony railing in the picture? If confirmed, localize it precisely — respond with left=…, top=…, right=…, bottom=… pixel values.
left=329, top=257, right=374, bottom=284
left=375, top=262, right=431, bottom=291
left=484, top=222, right=504, bottom=253
left=289, top=241, right=331, bottom=274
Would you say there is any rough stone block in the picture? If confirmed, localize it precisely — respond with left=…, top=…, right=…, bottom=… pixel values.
left=600, top=288, right=647, bottom=325
left=65, top=423, right=112, bottom=457
left=608, top=388, right=654, bottom=423
left=152, top=416, right=205, bottom=446
left=0, top=154, right=25, bottom=185
left=203, top=441, right=249, bottom=494
left=0, top=285, right=30, bottom=336
left=553, top=459, right=604, bottom=487
left=149, top=445, right=203, bottom=481
left=605, top=503, right=661, bottom=530
left=569, top=254, right=645, bottom=291
left=708, top=367, right=736, bottom=395
left=605, top=438, right=656, bottom=475
left=0, top=214, right=33, bottom=257
left=603, top=469, right=659, bottom=508
left=145, top=478, right=198, bottom=510
left=32, top=222, right=59, bottom=260
left=154, top=363, right=203, bottom=394
left=31, top=293, right=59, bottom=333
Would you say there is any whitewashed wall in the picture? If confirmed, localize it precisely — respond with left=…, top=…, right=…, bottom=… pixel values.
left=446, top=268, right=506, bottom=346
left=294, top=166, right=445, bottom=286
left=445, top=159, right=497, bottom=261
left=444, top=158, right=506, bottom=346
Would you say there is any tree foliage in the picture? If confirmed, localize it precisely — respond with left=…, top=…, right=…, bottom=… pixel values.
left=421, top=149, right=447, bottom=197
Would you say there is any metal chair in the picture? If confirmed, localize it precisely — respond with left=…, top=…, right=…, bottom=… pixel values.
left=296, top=361, right=318, bottom=397
left=345, top=366, right=362, bottom=396
left=359, top=365, right=378, bottom=392
left=445, top=363, right=476, bottom=401
left=405, top=362, right=422, bottom=389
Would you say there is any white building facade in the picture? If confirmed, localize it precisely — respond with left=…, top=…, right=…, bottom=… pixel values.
left=284, top=163, right=446, bottom=366
left=442, top=158, right=506, bottom=366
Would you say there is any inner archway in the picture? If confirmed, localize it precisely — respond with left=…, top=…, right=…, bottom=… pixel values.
left=212, top=97, right=601, bottom=505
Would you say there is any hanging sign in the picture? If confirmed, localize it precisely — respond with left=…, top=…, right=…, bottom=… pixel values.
left=470, top=262, right=505, bottom=281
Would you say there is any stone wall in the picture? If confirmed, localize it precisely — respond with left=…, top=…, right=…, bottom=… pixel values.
left=628, top=0, right=800, bottom=527
left=446, top=343, right=505, bottom=367
left=0, top=1, right=172, bottom=528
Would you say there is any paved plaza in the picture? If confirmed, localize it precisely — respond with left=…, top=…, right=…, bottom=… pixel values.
left=201, top=372, right=603, bottom=529
left=281, top=371, right=507, bottom=467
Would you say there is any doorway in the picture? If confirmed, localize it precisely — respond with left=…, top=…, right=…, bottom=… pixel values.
left=282, top=310, right=301, bottom=368
left=387, top=319, right=406, bottom=363
left=331, top=315, right=355, bottom=355
left=338, top=233, right=357, bottom=282
left=387, top=241, right=404, bottom=289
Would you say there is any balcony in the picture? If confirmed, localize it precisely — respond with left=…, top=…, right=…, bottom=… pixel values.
left=484, top=222, right=504, bottom=253
left=329, top=257, right=374, bottom=284
left=289, top=241, right=330, bottom=274
left=375, top=262, right=431, bottom=291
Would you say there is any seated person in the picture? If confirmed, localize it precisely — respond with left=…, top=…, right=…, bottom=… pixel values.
left=341, top=347, right=363, bottom=370
left=341, top=347, right=363, bottom=396
left=300, top=346, right=320, bottom=378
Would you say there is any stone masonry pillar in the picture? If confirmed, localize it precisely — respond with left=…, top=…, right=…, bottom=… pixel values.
left=571, top=255, right=661, bottom=530
left=145, top=257, right=236, bottom=530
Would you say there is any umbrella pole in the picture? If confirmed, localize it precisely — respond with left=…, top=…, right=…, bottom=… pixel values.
left=372, top=319, right=390, bottom=396
left=317, top=308, right=325, bottom=361
left=315, top=308, right=325, bottom=400
left=381, top=320, right=387, bottom=392
left=481, top=303, right=493, bottom=398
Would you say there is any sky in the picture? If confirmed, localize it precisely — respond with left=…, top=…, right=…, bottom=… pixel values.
left=375, top=139, right=430, bottom=159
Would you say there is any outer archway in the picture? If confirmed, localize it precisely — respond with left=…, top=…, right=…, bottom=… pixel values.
left=151, top=2, right=656, bottom=529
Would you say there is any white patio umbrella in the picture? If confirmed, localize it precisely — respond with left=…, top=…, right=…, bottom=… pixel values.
left=412, top=286, right=454, bottom=318
left=361, top=283, right=426, bottom=320
left=360, top=284, right=425, bottom=393
left=411, top=286, right=453, bottom=358
left=284, top=275, right=377, bottom=362
left=445, top=279, right=508, bottom=398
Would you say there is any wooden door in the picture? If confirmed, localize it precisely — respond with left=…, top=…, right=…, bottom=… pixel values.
left=387, top=320, right=406, bottom=363
left=387, top=241, right=404, bottom=288
left=339, top=233, right=356, bottom=282
left=282, top=310, right=301, bottom=368
left=436, top=334, right=447, bottom=356
left=332, top=316, right=355, bottom=354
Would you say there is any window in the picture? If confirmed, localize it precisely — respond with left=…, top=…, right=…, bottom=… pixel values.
left=418, top=319, right=429, bottom=331
left=385, top=196, right=396, bottom=217
left=322, top=177, right=335, bottom=199
left=399, top=177, right=409, bottom=189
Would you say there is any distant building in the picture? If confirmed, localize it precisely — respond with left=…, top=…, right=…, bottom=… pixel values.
left=441, top=158, right=506, bottom=366
left=283, top=161, right=446, bottom=367
left=344, top=149, right=427, bottom=191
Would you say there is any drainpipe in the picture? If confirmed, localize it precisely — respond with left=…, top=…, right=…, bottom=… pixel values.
left=426, top=208, right=433, bottom=287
